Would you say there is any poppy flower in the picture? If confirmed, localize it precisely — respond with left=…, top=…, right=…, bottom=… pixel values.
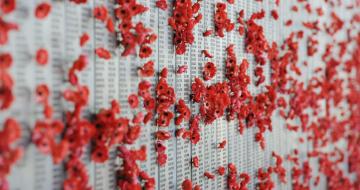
left=157, top=152, right=167, bottom=166
left=155, top=131, right=171, bottom=140
left=51, top=140, right=69, bottom=164
left=155, top=0, right=167, bottom=10
left=155, top=141, right=166, bottom=152
left=93, top=6, right=108, bottom=22
left=132, top=112, right=143, bottom=124
left=192, top=156, right=199, bottom=168
left=142, top=97, right=154, bottom=111
left=128, top=94, right=139, bottom=109
left=157, top=111, right=174, bottom=127
left=35, top=2, right=51, bottom=19
left=182, top=179, right=192, bottom=190
left=138, top=61, right=155, bottom=77
left=271, top=10, right=279, bottom=20
left=0, top=18, right=18, bottom=45
left=217, top=166, right=225, bottom=175
left=106, top=18, right=115, bottom=33
left=202, top=50, right=213, bottom=58
left=190, top=130, right=200, bottom=144
left=69, top=0, right=87, bottom=4
left=160, top=67, right=168, bottom=78
left=91, top=145, right=109, bottom=163
left=227, top=0, right=234, bottom=4
left=218, top=140, right=226, bottom=149
left=123, top=125, right=141, bottom=144
left=0, top=53, right=12, bottom=68
left=3, top=118, right=21, bottom=142
left=80, top=33, right=90, bottom=47
left=95, top=47, right=111, bottom=60
left=176, top=65, right=188, bottom=74
left=36, top=84, right=49, bottom=103
left=203, top=62, right=216, bottom=81
left=143, top=112, right=153, bottom=124
left=203, top=29, right=213, bottom=37
left=139, top=45, right=152, bottom=58
left=0, top=0, right=16, bottom=14
left=36, top=48, right=49, bottom=66
left=204, top=172, right=215, bottom=179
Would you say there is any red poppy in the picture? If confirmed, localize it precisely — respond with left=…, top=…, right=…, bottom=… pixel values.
left=142, top=97, right=154, bottom=112
left=0, top=18, right=18, bottom=45
left=160, top=67, right=168, bottom=78
left=123, top=125, right=141, bottom=144
left=182, top=179, right=192, bottom=190
left=36, top=48, right=49, bottom=66
left=218, top=140, right=226, bottom=149
left=217, top=166, right=225, bottom=175
left=176, top=65, right=188, bottom=74
left=155, top=131, right=171, bottom=140
left=80, top=33, right=90, bottom=47
left=271, top=10, right=279, bottom=20
left=93, top=6, right=108, bottom=22
left=36, top=84, right=49, bottom=103
left=95, top=47, right=111, bottom=60
left=69, top=0, right=87, bottom=4
left=51, top=140, right=69, bottom=164
left=132, top=112, right=143, bottom=124
left=0, top=53, right=12, bottom=68
left=157, top=152, right=167, bottom=166
left=227, top=0, right=234, bottom=4
left=138, top=61, right=155, bottom=77
left=202, top=50, right=213, bottom=58
left=203, top=29, right=213, bottom=37
left=106, top=18, right=115, bottom=33
left=35, top=2, right=51, bottom=19
left=143, top=112, right=153, bottom=124
left=155, top=0, right=168, bottom=10
left=203, top=62, right=216, bottom=81
left=155, top=141, right=166, bottom=153
left=192, top=156, right=199, bottom=168
left=0, top=0, right=16, bottom=14
left=157, top=111, right=174, bottom=127
left=204, top=172, right=215, bottom=179
left=128, top=94, right=139, bottom=109
left=139, top=45, right=152, bottom=58
left=91, top=145, right=109, bottom=163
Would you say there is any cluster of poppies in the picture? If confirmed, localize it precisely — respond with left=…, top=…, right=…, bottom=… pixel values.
left=32, top=84, right=69, bottom=164
left=0, top=0, right=17, bottom=46
left=117, top=146, right=155, bottom=190
left=0, top=53, right=14, bottom=110
left=168, top=0, right=202, bottom=54
left=94, top=5, right=115, bottom=33
left=214, top=3, right=234, bottom=37
left=61, top=56, right=94, bottom=189
left=32, top=51, right=95, bottom=189
left=0, top=119, right=22, bottom=190
left=227, top=163, right=250, bottom=190
left=154, top=68, right=176, bottom=165
left=191, top=76, right=231, bottom=125
left=175, top=114, right=201, bottom=145
left=271, top=152, right=286, bottom=184
left=115, top=0, right=157, bottom=58
left=0, top=2, right=21, bottom=189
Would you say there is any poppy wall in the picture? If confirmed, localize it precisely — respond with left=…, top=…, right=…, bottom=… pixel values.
left=0, top=0, right=360, bottom=190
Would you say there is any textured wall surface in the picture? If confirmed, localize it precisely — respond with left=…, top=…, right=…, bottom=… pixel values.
left=0, top=0, right=359, bottom=190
